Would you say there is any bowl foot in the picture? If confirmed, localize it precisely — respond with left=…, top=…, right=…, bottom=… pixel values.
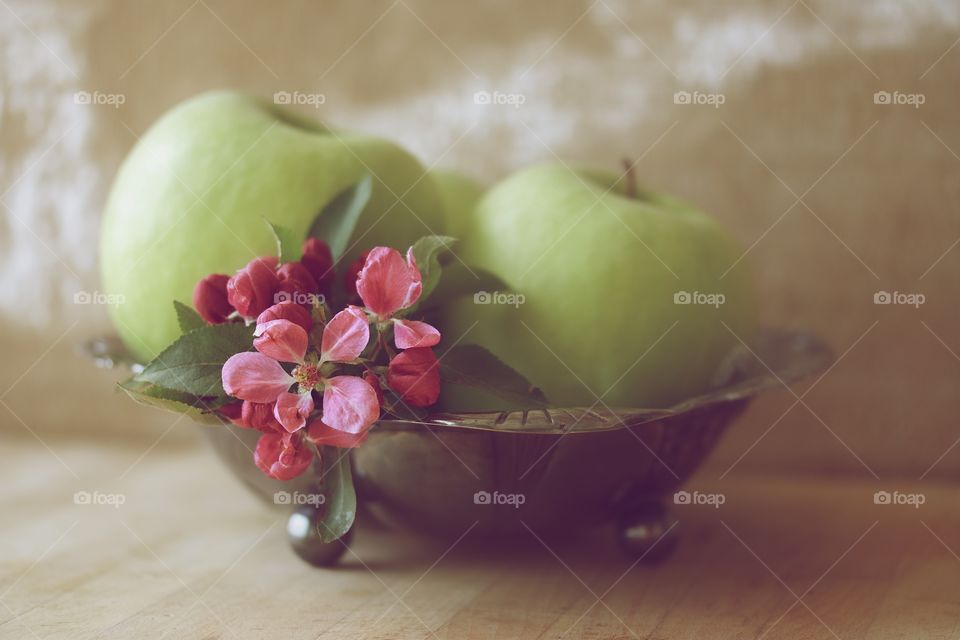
left=616, top=502, right=679, bottom=563
left=287, top=506, right=352, bottom=567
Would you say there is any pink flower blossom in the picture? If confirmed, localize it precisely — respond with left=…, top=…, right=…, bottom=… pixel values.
left=277, top=261, right=319, bottom=305
left=193, top=274, right=233, bottom=324
left=254, top=431, right=313, bottom=480
left=322, top=376, right=380, bottom=434
left=239, top=400, right=283, bottom=432
left=393, top=319, right=441, bottom=349
left=214, top=242, right=450, bottom=480
left=256, top=301, right=312, bottom=334
left=274, top=391, right=315, bottom=433
left=356, top=247, right=422, bottom=319
left=253, top=319, right=308, bottom=363
left=222, top=305, right=379, bottom=436
left=387, top=347, right=440, bottom=407
left=222, top=352, right=293, bottom=403
left=355, top=247, right=441, bottom=350
left=320, top=306, right=369, bottom=363
left=227, top=256, right=279, bottom=318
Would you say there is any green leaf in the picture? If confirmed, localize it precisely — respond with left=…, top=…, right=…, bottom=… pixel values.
left=418, top=263, right=507, bottom=311
left=133, top=322, right=254, bottom=399
left=409, top=235, right=457, bottom=306
left=174, top=300, right=206, bottom=334
left=308, top=175, right=373, bottom=261
left=264, top=219, right=302, bottom=263
left=317, top=448, right=356, bottom=543
left=117, top=379, right=228, bottom=426
left=439, top=344, right=550, bottom=410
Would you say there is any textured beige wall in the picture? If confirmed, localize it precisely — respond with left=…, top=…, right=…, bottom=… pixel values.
left=0, top=0, right=958, bottom=480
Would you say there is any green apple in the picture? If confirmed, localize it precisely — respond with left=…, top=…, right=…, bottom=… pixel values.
left=428, top=169, right=485, bottom=239
left=438, top=163, right=757, bottom=409
left=101, top=91, right=446, bottom=361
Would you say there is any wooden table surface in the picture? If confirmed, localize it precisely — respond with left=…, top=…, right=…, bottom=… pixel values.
left=1, top=435, right=958, bottom=640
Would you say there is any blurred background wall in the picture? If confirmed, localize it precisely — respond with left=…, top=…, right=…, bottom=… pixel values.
left=0, top=0, right=957, bottom=480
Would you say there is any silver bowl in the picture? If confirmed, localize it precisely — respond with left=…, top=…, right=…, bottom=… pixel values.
left=189, top=328, right=832, bottom=565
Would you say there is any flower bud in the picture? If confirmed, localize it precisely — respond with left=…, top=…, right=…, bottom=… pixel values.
left=277, top=261, right=319, bottom=306
left=343, top=250, right=370, bottom=300
left=192, top=274, right=233, bottom=324
left=387, top=347, right=440, bottom=407
left=256, top=301, right=313, bottom=333
left=254, top=432, right=313, bottom=480
left=301, top=238, right=335, bottom=291
left=227, top=256, right=279, bottom=318
left=363, top=371, right=385, bottom=408
left=217, top=401, right=244, bottom=425
left=240, top=401, right=283, bottom=432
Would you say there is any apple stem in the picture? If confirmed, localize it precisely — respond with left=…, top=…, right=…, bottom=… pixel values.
left=621, top=158, right=638, bottom=200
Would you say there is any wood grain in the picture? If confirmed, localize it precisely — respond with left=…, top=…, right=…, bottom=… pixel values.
left=1, top=436, right=957, bottom=639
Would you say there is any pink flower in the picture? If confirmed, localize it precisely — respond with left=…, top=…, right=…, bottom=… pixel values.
left=387, top=347, right=440, bottom=407
left=256, top=301, right=312, bottom=334
left=222, top=304, right=378, bottom=435
left=254, top=431, right=313, bottom=481
left=222, top=348, right=314, bottom=433
left=193, top=274, right=233, bottom=324
left=216, top=243, right=448, bottom=476
left=355, top=247, right=441, bottom=350
left=227, top=256, right=279, bottom=318
left=320, top=306, right=369, bottom=363
left=356, top=247, right=422, bottom=319
left=322, top=375, right=380, bottom=434
left=274, top=391, right=314, bottom=433
left=240, top=400, right=284, bottom=432
left=277, top=261, right=319, bottom=306
left=222, top=352, right=293, bottom=403
left=253, top=319, right=308, bottom=363
left=393, top=319, right=441, bottom=349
